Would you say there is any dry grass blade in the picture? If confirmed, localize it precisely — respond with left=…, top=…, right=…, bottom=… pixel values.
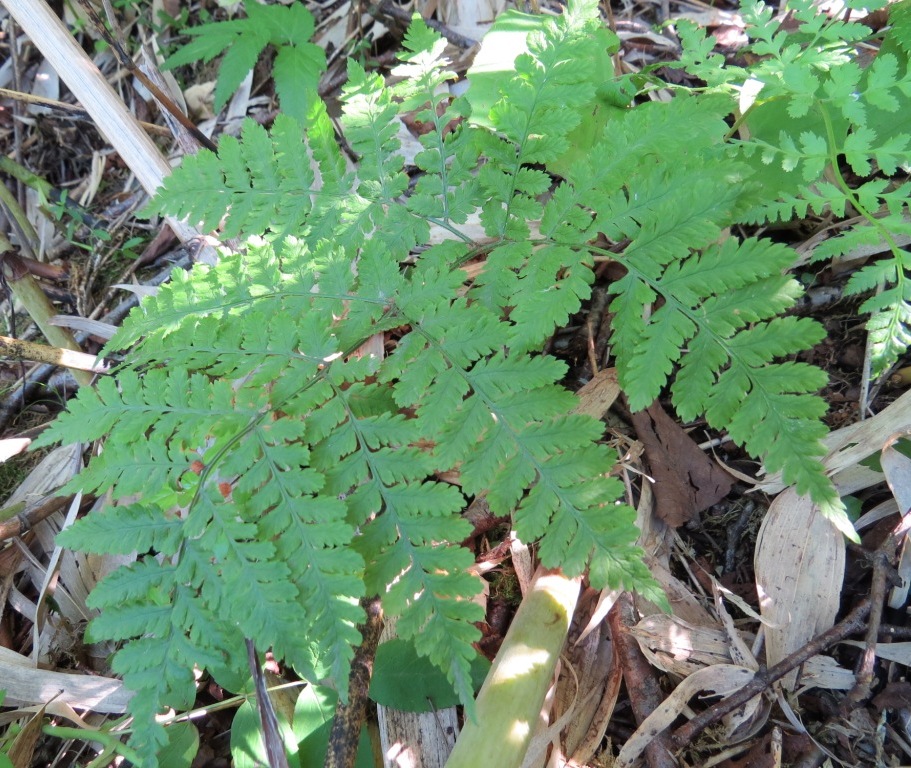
left=5, top=703, right=45, bottom=768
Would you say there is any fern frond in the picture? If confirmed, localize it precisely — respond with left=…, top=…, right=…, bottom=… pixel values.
left=854, top=275, right=911, bottom=376
left=812, top=223, right=889, bottom=263
left=508, top=244, right=595, bottom=353
left=56, top=503, right=184, bottom=555
left=890, top=0, right=911, bottom=54
left=87, top=568, right=242, bottom=766
left=381, top=265, right=651, bottom=597
left=392, top=18, right=482, bottom=228
left=42, top=4, right=885, bottom=760
left=338, top=59, right=432, bottom=255
left=607, top=229, right=830, bottom=500
left=477, top=0, right=603, bottom=240
left=150, top=116, right=317, bottom=239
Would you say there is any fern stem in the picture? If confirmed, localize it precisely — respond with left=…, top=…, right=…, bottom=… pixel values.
left=817, top=103, right=906, bottom=266
left=425, top=96, right=454, bottom=224
left=453, top=239, right=504, bottom=268
left=423, top=216, right=477, bottom=244
left=817, top=115, right=908, bottom=289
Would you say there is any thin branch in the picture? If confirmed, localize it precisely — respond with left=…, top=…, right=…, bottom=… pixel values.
left=670, top=597, right=872, bottom=750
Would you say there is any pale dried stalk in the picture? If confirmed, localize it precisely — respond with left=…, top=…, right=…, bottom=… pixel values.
left=1, top=0, right=207, bottom=247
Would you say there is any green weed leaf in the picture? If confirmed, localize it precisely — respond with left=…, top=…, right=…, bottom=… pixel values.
left=163, top=2, right=324, bottom=120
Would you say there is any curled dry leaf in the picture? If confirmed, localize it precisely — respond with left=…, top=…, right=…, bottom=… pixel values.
left=630, top=613, right=852, bottom=691
left=5, top=704, right=45, bottom=768
left=713, top=581, right=758, bottom=672
left=754, top=487, right=845, bottom=690
left=642, top=557, right=718, bottom=627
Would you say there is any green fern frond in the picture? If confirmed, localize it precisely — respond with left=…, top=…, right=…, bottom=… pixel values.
left=852, top=273, right=911, bottom=376
left=38, top=4, right=885, bottom=761
left=382, top=273, right=650, bottom=592
left=507, top=244, right=594, bottom=353
left=476, top=0, right=603, bottom=240
left=150, top=116, right=317, bottom=239
left=677, top=0, right=911, bottom=390
left=890, top=0, right=911, bottom=54
left=392, top=25, right=481, bottom=227
left=57, top=504, right=184, bottom=555
left=311, top=58, right=432, bottom=255
left=607, top=220, right=831, bottom=501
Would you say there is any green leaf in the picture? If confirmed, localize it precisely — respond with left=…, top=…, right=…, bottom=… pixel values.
left=230, top=699, right=298, bottom=768
left=163, top=2, right=324, bottom=120
left=294, top=687, right=373, bottom=768
left=156, top=722, right=199, bottom=768
left=368, top=638, right=490, bottom=711
left=297, top=723, right=373, bottom=768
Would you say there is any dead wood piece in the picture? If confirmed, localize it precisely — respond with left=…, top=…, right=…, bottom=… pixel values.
left=669, top=597, right=872, bottom=750
left=724, top=500, right=756, bottom=575
left=608, top=593, right=677, bottom=768
left=0, top=335, right=108, bottom=375
left=0, top=494, right=73, bottom=542
left=326, top=596, right=384, bottom=768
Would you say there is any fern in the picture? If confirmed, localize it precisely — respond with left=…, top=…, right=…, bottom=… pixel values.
left=677, top=0, right=911, bottom=376
left=38, top=0, right=853, bottom=762
left=163, top=1, right=325, bottom=122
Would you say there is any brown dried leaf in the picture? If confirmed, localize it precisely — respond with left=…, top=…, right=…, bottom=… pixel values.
left=881, top=433, right=911, bottom=608
left=630, top=400, right=733, bottom=527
